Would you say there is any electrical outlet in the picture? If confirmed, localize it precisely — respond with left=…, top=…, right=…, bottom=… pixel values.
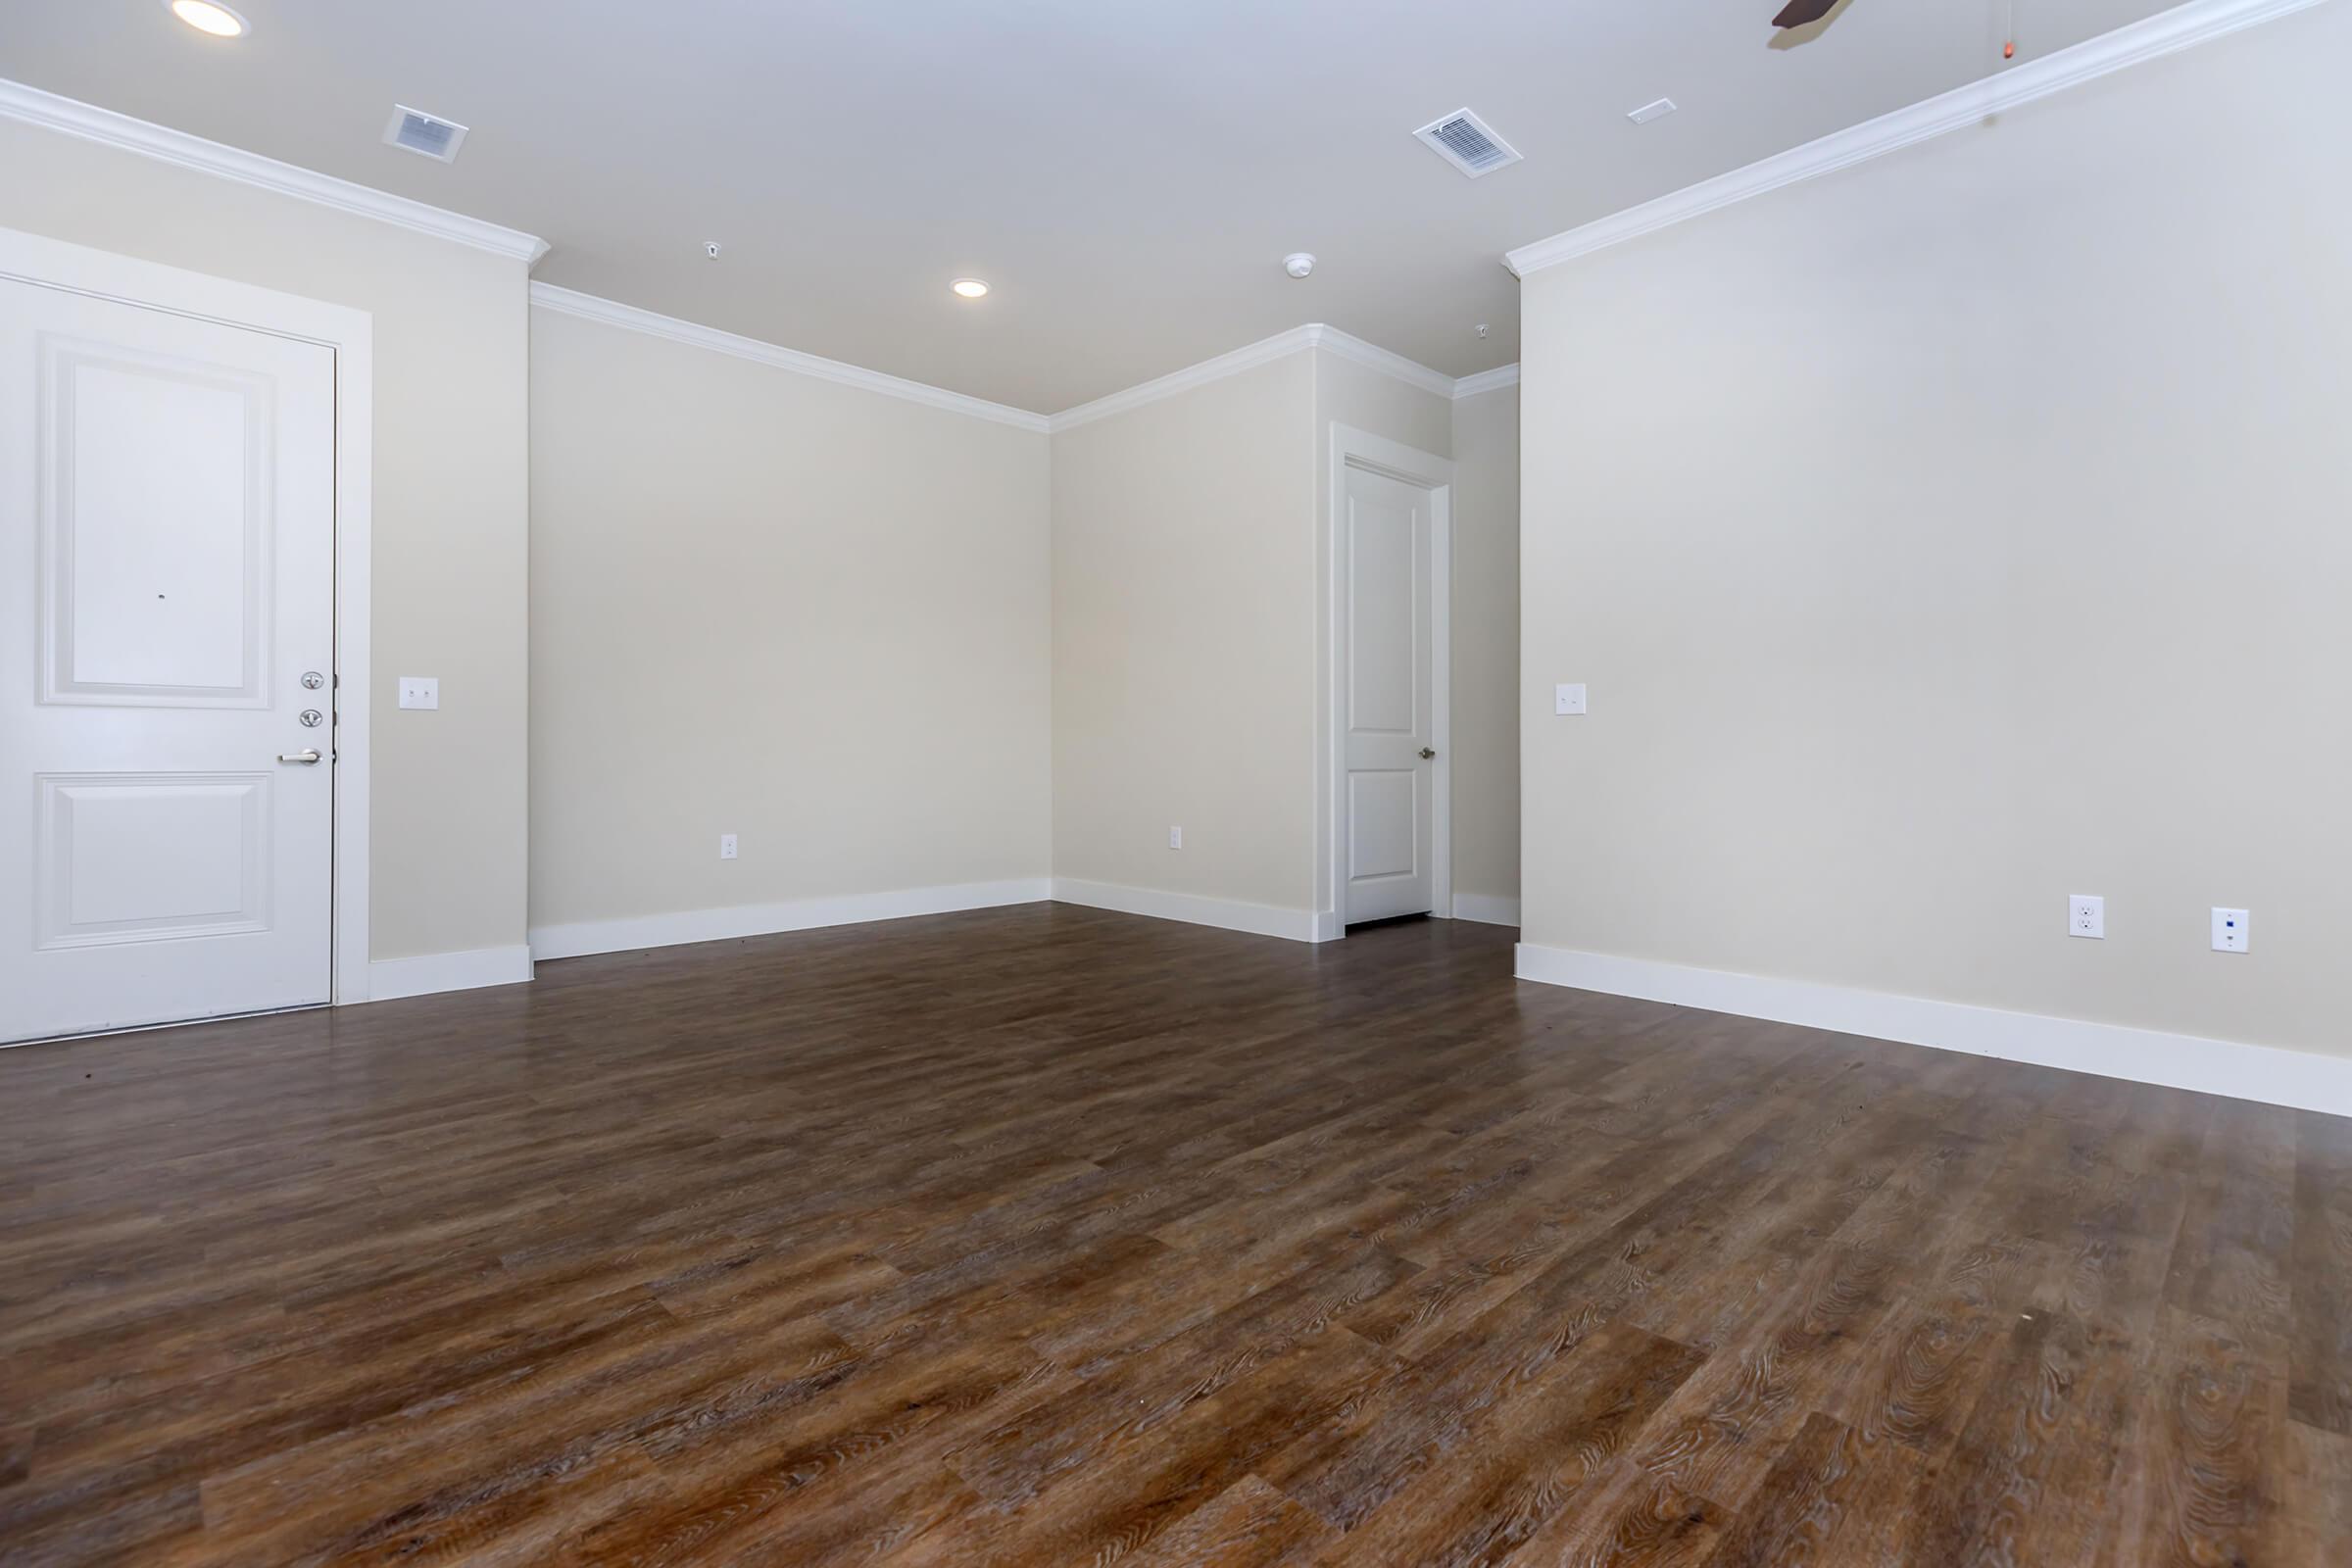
left=2068, top=894, right=2104, bottom=939
left=2211, top=907, right=2249, bottom=953
left=718, top=834, right=738, bottom=860
left=396, top=675, right=439, bottom=710
left=1554, top=683, right=1588, bottom=715
left=1168, top=826, right=1183, bottom=850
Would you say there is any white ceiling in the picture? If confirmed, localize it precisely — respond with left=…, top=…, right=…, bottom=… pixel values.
left=2, top=0, right=2180, bottom=413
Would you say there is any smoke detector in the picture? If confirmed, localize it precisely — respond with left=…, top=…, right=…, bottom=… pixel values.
left=1413, top=109, right=1522, bottom=179
left=1284, top=253, right=1316, bottom=279
left=383, top=105, right=468, bottom=164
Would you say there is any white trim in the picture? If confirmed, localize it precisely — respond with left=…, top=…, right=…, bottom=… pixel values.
left=1451, top=894, right=1522, bottom=927
left=0, top=224, right=374, bottom=1007
left=1048, top=323, right=1463, bottom=433
left=1513, top=943, right=2352, bottom=1117
left=1503, top=0, right=2333, bottom=277
left=328, top=291, right=373, bottom=1009
left=368, top=945, right=534, bottom=1002
left=531, top=878, right=1051, bottom=961
left=1048, top=325, right=1322, bottom=433
left=527, top=286, right=1482, bottom=439
left=0, top=77, right=549, bottom=265
left=1051, top=879, right=1329, bottom=944
left=1311, top=325, right=1457, bottom=401
left=1322, top=425, right=1455, bottom=938
left=528, top=283, right=1052, bottom=433
left=1450, top=364, right=1520, bottom=400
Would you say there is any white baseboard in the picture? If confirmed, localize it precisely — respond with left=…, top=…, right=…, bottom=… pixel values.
left=1513, top=942, right=2352, bottom=1117
left=1452, top=893, right=1522, bottom=928
left=529, top=878, right=1052, bottom=961
left=366, top=945, right=536, bottom=1002
left=1051, top=878, right=1331, bottom=944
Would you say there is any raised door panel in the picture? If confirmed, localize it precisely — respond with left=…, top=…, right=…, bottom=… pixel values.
left=36, top=773, right=271, bottom=949
left=1346, top=495, right=1418, bottom=739
left=39, top=341, right=271, bottom=708
left=1348, top=769, right=1419, bottom=883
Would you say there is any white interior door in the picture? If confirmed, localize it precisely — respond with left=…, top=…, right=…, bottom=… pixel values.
left=1341, top=464, right=1436, bottom=924
left=1, top=277, right=336, bottom=1044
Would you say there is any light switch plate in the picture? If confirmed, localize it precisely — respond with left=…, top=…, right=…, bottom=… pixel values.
left=2212, top=907, right=2249, bottom=953
left=397, top=675, right=439, bottom=710
left=1555, top=683, right=1588, bottom=715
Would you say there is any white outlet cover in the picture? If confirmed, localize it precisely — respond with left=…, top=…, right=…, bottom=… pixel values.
left=2068, top=894, right=2104, bottom=939
left=1555, top=683, right=1588, bottom=715
left=397, top=675, right=439, bottom=710
left=719, top=834, right=738, bottom=860
left=1168, top=826, right=1183, bottom=850
left=2211, top=906, right=2249, bottom=953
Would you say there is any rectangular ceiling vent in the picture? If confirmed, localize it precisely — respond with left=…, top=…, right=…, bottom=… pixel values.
left=383, top=105, right=469, bottom=163
left=1413, top=108, right=1522, bottom=179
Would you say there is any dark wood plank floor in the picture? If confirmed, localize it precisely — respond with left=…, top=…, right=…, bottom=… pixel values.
left=3, top=906, right=2347, bottom=1566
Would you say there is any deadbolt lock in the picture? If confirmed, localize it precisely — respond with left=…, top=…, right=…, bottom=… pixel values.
left=301, top=670, right=325, bottom=690
left=299, top=709, right=324, bottom=728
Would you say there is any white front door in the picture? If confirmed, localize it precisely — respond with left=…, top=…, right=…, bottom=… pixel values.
left=1, top=277, right=337, bottom=1044
left=1341, top=464, right=1436, bottom=924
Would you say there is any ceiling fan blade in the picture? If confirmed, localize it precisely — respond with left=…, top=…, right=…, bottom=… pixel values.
left=1772, top=0, right=1840, bottom=25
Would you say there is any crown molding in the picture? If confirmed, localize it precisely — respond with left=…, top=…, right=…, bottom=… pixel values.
left=1046, top=325, right=1323, bottom=433
left=1451, top=364, right=1520, bottom=400
left=528, top=282, right=1054, bottom=432
left=0, top=77, right=550, bottom=266
left=528, top=293, right=1488, bottom=436
left=1504, top=0, right=2331, bottom=277
left=1307, top=323, right=1459, bottom=400
left=1048, top=323, right=1486, bottom=433
left=2, top=73, right=1487, bottom=426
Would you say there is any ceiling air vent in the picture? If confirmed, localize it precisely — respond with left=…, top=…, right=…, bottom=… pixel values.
left=1413, top=108, right=1522, bottom=179
left=383, top=105, right=469, bottom=163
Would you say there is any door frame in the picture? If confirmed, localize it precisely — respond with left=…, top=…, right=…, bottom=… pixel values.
left=1, top=225, right=373, bottom=1006
left=1320, top=423, right=1452, bottom=940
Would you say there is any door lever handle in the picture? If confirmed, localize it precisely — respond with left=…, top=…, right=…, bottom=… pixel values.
left=277, top=749, right=323, bottom=765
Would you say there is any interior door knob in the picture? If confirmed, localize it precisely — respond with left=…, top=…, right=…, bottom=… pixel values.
left=1419, top=747, right=1437, bottom=759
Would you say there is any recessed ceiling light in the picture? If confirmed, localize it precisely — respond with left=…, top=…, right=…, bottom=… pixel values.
left=166, top=0, right=250, bottom=37
left=951, top=278, right=990, bottom=299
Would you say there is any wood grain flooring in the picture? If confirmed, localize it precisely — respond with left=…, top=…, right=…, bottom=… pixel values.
left=2, top=904, right=2346, bottom=1565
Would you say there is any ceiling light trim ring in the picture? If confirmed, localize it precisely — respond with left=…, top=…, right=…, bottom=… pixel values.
left=166, top=0, right=250, bottom=38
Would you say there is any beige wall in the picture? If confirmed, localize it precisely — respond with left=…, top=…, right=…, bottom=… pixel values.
left=1052, top=354, right=1318, bottom=911
left=528, top=307, right=1051, bottom=931
left=1314, top=352, right=1453, bottom=460
left=1, top=109, right=1508, bottom=967
left=0, top=118, right=531, bottom=963
left=1053, top=346, right=1505, bottom=929
left=1450, top=383, right=1519, bottom=909
left=1519, top=5, right=2352, bottom=1056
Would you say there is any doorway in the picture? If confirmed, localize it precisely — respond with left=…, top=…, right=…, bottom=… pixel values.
left=1325, top=424, right=1452, bottom=933
left=0, top=228, right=372, bottom=1044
